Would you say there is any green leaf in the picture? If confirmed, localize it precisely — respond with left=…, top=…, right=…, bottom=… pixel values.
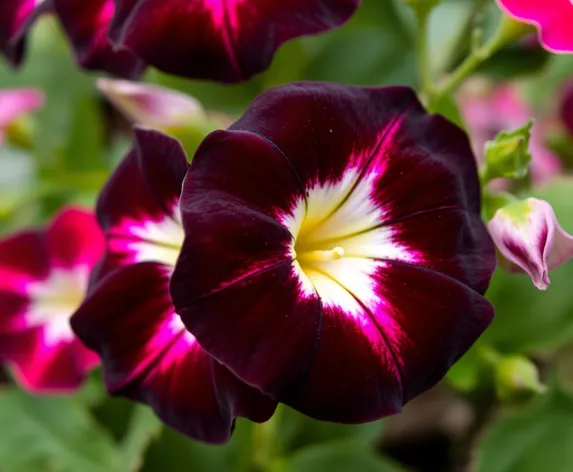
left=281, top=442, right=405, bottom=472
left=473, top=388, right=573, bottom=472
left=0, top=388, right=121, bottom=472
left=119, top=406, right=162, bottom=472
left=141, top=419, right=254, bottom=472
left=429, top=93, right=465, bottom=129
left=278, top=406, right=385, bottom=454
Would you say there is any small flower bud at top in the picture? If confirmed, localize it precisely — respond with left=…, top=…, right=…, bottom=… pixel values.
left=483, top=120, right=533, bottom=182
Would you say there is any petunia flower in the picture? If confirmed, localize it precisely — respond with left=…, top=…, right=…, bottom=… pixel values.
left=170, top=82, right=497, bottom=423
left=71, top=128, right=276, bottom=443
left=495, top=0, right=573, bottom=53
left=0, top=88, right=44, bottom=145
left=459, top=79, right=562, bottom=186
left=109, top=0, right=360, bottom=83
left=0, top=206, right=104, bottom=393
left=488, top=197, right=573, bottom=290
left=0, top=0, right=144, bottom=78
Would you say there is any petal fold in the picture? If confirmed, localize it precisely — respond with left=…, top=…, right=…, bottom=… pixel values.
left=53, top=0, right=145, bottom=78
left=95, top=128, right=188, bottom=277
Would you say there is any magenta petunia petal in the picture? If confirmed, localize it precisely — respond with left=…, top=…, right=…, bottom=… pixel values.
left=0, top=291, right=28, bottom=334
left=0, top=231, right=50, bottom=293
left=496, top=0, right=573, bottom=53
left=0, top=326, right=98, bottom=393
left=173, top=82, right=495, bottom=421
left=52, top=0, right=145, bottom=78
left=0, top=0, right=45, bottom=65
left=71, top=262, right=276, bottom=442
left=230, top=83, right=480, bottom=216
left=384, top=209, right=494, bottom=294
left=110, top=0, right=359, bottom=82
left=174, top=261, right=322, bottom=395
left=95, top=128, right=188, bottom=278
left=47, top=206, right=106, bottom=271
left=284, top=261, right=493, bottom=421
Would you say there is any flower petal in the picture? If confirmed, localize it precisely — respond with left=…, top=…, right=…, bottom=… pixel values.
left=0, top=231, right=49, bottom=293
left=496, top=0, right=573, bottom=53
left=110, top=0, right=359, bottom=82
left=47, top=206, right=105, bottom=270
left=95, top=129, right=188, bottom=277
left=0, top=0, right=46, bottom=65
left=0, top=326, right=97, bottom=393
left=176, top=253, right=493, bottom=422
left=52, top=0, right=145, bottom=78
left=71, top=262, right=276, bottom=443
left=230, top=82, right=481, bottom=216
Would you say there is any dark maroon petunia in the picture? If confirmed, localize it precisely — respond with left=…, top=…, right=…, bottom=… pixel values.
left=0, top=0, right=144, bottom=78
left=0, top=206, right=104, bottom=393
left=71, top=128, right=276, bottom=443
left=171, top=82, right=497, bottom=423
left=110, top=0, right=360, bottom=83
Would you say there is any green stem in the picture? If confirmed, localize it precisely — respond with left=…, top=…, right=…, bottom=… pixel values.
left=429, top=14, right=517, bottom=111
left=479, top=345, right=503, bottom=366
left=251, top=408, right=282, bottom=472
left=416, top=7, right=432, bottom=96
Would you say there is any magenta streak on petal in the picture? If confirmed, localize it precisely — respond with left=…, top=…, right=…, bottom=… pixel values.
left=305, top=264, right=406, bottom=392
left=202, top=0, right=245, bottom=79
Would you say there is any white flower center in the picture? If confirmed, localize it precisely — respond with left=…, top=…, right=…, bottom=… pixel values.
left=26, top=266, right=89, bottom=344
left=126, top=209, right=185, bottom=267
left=284, top=170, right=416, bottom=314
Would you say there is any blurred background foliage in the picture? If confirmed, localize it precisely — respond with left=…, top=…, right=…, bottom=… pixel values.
left=2, top=0, right=573, bottom=471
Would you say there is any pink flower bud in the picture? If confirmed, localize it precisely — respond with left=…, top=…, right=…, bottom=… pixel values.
left=97, top=79, right=205, bottom=130
left=488, top=198, right=573, bottom=290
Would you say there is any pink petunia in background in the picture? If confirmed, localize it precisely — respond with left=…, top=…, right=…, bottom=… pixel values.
left=0, top=206, right=104, bottom=393
left=0, top=88, right=44, bottom=145
left=495, top=0, right=573, bottom=54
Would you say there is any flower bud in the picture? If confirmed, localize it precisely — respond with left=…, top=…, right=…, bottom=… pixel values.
left=495, top=355, right=546, bottom=403
left=488, top=197, right=573, bottom=290
left=97, top=79, right=206, bottom=130
left=482, top=120, right=533, bottom=182
left=97, top=79, right=227, bottom=156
